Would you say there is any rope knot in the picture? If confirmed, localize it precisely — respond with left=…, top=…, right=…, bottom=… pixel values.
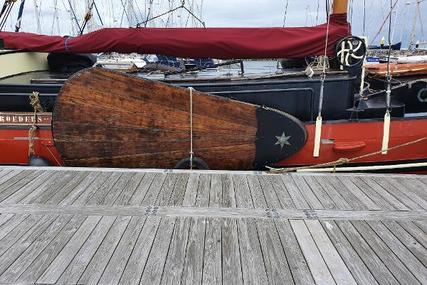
left=30, top=91, right=43, bottom=113
left=28, top=91, right=43, bottom=157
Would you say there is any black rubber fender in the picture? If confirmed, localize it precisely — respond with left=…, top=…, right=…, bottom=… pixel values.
left=174, top=157, right=210, bottom=170
left=28, top=156, right=51, bottom=166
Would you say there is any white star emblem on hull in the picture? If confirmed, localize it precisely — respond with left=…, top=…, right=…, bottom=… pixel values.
left=275, top=132, right=291, bottom=150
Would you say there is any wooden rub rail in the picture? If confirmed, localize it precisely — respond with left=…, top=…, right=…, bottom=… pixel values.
left=0, top=166, right=426, bottom=285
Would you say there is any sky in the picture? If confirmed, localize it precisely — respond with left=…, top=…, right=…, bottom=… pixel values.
left=2, top=0, right=426, bottom=47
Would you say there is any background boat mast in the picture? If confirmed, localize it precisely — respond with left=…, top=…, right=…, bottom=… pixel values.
left=32, top=0, right=41, bottom=34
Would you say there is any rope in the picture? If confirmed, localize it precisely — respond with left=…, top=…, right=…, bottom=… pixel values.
left=282, top=0, right=289, bottom=27
left=80, top=0, right=95, bottom=35
left=0, top=0, right=16, bottom=31
left=268, top=136, right=427, bottom=173
left=371, top=0, right=399, bottom=44
left=28, top=91, right=43, bottom=157
left=382, top=0, right=394, bottom=155
left=45, top=144, right=62, bottom=166
left=188, top=87, right=194, bottom=169
left=313, top=0, right=331, bottom=157
left=84, top=11, right=92, bottom=22
left=14, top=0, right=25, bottom=32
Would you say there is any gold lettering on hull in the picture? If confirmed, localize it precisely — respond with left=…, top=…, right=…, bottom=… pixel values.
left=0, top=112, right=52, bottom=126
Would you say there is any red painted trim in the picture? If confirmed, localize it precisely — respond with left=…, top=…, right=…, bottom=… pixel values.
left=0, top=113, right=426, bottom=168
left=277, top=118, right=427, bottom=167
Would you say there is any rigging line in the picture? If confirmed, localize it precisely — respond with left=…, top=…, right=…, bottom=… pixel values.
left=137, top=1, right=205, bottom=28
left=93, top=2, right=103, bottom=26
left=144, top=0, right=154, bottom=27
left=322, top=1, right=331, bottom=75
left=399, top=0, right=409, bottom=42
left=15, top=0, right=25, bottom=32
left=119, top=0, right=131, bottom=26
left=0, top=1, right=11, bottom=28
left=409, top=0, right=418, bottom=48
left=165, top=0, right=173, bottom=27
left=363, top=0, right=366, bottom=35
left=0, top=1, right=14, bottom=31
left=382, top=0, right=394, bottom=155
left=133, top=0, right=144, bottom=24
left=305, top=5, right=309, bottom=27
left=390, top=0, right=399, bottom=43
left=315, top=0, right=320, bottom=24
left=50, top=0, right=58, bottom=34
left=67, top=0, right=82, bottom=33
left=182, top=5, right=205, bottom=27
left=282, top=0, right=288, bottom=27
left=0, top=3, right=8, bottom=30
left=119, top=6, right=125, bottom=27
left=386, top=0, right=393, bottom=109
left=0, top=1, right=9, bottom=19
left=79, top=0, right=95, bottom=35
left=313, top=0, right=331, bottom=158
left=14, top=0, right=25, bottom=32
left=325, top=0, right=330, bottom=19
left=200, top=0, right=203, bottom=26
left=137, top=4, right=183, bottom=27
left=417, top=1, right=424, bottom=38
left=129, top=0, right=139, bottom=25
left=371, top=0, right=399, bottom=43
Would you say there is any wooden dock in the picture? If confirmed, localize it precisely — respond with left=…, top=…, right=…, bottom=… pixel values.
left=0, top=166, right=425, bottom=285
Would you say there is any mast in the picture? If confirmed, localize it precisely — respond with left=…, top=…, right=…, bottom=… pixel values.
left=332, top=0, right=348, bottom=15
left=409, top=0, right=424, bottom=49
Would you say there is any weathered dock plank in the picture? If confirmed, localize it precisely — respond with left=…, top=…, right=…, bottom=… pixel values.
left=321, top=220, right=378, bottom=285
left=56, top=215, right=116, bottom=284
left=0, top=166, right=425, bottom=285
left=36, top=215, right=101, bottom=284
left=336, top=220, right=400, bottom=284
left=77, top=215, right=131, bottom=284
left=0, top=215, right=73, bottom=283
left=16, top=215, right=87, bottom=283
left=291, top=219, right=335, bottom=284
left=161, top=217, right=192, bottom=285
left=305, top=220, right=357, bottom=285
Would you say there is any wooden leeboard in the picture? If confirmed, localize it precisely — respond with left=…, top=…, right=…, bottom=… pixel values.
left=53, top=68, right=306, bottom=169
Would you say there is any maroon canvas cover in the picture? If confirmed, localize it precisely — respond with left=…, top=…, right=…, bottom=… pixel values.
left=0, top=14, right=350, bottom=59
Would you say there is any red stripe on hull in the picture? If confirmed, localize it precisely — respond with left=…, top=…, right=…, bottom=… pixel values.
left=277, top=118, right=427, bottom=167
left=1, top=117, right=426, bottom=168
left=0, top=128, right=62, bottom=166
